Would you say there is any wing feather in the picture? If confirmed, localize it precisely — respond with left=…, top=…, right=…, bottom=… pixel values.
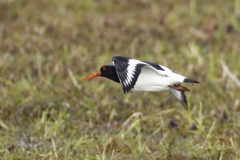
left=112, top=56, right=148, bottom=93
left=169, top=86, right=188, bottom=110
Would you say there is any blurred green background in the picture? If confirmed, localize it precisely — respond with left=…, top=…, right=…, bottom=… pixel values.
left=0, top=0, right=240, bottom=159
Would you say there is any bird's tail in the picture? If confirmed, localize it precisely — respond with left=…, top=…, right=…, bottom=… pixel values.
left=183, top=78, right=199, bottom=83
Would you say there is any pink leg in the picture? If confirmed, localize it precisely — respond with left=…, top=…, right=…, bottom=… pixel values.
left=169, top=85, right=190, bottom=92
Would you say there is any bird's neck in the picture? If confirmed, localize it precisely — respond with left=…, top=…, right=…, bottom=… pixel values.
left=107, top=70, right=120, bottom=83
left=103, top=66, right=120, bottom=83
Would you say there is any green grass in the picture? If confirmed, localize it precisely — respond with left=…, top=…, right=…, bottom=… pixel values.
left=0, top=0, right=240, bottom=159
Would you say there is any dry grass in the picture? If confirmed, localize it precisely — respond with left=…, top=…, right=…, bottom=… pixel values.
left=0, top=0, right=240, bottom=159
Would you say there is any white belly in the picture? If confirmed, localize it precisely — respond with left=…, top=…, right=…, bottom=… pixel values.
left=132, top=67, right=181, bottom=92
left=133, top=85, right=169, bottom=92
left=133, top=76, right=170, bottom=91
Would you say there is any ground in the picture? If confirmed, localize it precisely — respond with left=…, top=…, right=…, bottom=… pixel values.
left=0, top=0, right=240, bottom=159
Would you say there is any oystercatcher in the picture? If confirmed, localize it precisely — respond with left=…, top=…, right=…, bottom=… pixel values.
left=82, top=56, right=199, bottom=109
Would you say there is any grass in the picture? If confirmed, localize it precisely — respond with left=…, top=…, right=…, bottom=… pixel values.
left=0, top=0, right=240, bottom=159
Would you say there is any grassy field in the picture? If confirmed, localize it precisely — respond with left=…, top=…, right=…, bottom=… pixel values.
left=0, top=0, right=240, bottom=159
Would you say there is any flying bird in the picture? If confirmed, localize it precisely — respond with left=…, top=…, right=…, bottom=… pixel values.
left=82, top=56, right=199, bottom=109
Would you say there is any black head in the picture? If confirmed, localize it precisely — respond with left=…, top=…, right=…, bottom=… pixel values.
left=81, top=65, right=120, bottom=83
left=100, top=65, right=120, bottom=83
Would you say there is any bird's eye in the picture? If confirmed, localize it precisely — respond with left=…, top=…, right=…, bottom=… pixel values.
left=102, top=67, right=106, bottom=71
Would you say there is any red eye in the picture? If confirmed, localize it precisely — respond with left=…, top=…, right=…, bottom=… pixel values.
left=102, top=67, right=106, bottom=71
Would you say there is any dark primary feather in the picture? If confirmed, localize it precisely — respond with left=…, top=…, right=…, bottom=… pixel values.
left=170, top=84, right=188, bottom=109
left=112, top=56, right=146, bottom=93
left=112, top=56, right=129, bottom=63
left=179, top=91, right=188, bottom=110
left=175, top=84, right=188, bottom=110
left=112, top=56, right=165, bottom=71
left=143, top=61, right=165, bottom=71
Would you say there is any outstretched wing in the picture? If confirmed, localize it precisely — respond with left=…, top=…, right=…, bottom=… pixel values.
left=112, top=56, right=145, bottom=93
left=112, top=56, right=165, bottom=93
left=169, top=86, right=188, bottom=110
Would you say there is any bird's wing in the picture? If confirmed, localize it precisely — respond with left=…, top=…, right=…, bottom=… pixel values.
left=112, top=56, right=166, bottom=93
left=157, top=64, right=186, bottom=82
left=169, top=86, right=188, bottom=110
left=112, top=56, right=146, bottom=93
left=158, top=65, right=172, bottom=72
left=144, top=62, right=177, bottom=78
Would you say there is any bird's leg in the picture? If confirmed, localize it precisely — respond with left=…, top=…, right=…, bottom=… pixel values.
left=169, top=85, right=190, bottom=92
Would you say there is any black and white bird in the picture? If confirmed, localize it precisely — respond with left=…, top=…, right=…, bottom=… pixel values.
left=82, top=56, right=199, bottom=109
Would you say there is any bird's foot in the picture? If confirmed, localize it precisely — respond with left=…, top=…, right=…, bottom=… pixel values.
left=169, top=85, right=190, bottom=92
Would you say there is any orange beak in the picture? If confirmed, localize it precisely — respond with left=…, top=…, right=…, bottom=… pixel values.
left=81, top=72, right=101, bottom=80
